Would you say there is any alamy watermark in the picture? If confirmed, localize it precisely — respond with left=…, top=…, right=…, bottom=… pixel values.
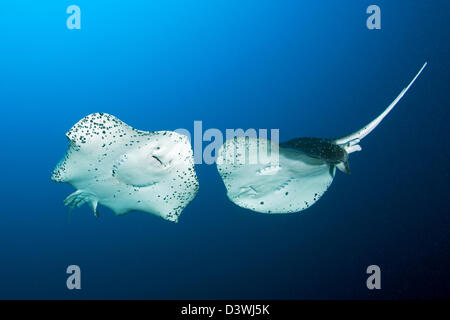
left=66, top=4, right=382, bottom=31
left=66, top=265, right=81, bottom=290
left=66, top=5, right=81, bottom=30
left=366, top=265, right=381, bottom=290
left=174, top=121, right=280, bottom=165
left=366, top=5, right=381, bottom=30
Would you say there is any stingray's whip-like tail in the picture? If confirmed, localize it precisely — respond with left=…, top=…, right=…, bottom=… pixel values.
left=334, top=62, right=427, bottom=154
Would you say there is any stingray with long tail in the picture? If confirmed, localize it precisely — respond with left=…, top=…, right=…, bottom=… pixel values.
left=216, top=63, right=427, bottom=214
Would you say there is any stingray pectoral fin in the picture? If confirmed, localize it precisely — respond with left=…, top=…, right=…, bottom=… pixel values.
left=63, top=190, right=99, bottom=217
left=334, top=62, right=427, bottom=153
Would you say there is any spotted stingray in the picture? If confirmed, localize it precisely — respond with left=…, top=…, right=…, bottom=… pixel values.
left=216, top=63, right=427, bottom=214
left=51, top=113, right=199, bottom=222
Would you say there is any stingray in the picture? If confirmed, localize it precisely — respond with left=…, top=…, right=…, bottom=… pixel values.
left=51, top=113, right=199, bottom=222
left=216, top=63, right=427, bottom=214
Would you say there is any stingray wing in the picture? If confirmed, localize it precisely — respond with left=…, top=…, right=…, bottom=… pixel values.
left=216, top=137, right=334, bottom=214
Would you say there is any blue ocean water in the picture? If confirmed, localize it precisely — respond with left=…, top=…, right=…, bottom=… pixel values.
left=0, top=0, right=448, bottom=299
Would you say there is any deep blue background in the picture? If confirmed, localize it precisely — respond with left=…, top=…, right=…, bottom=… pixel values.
left=0, top=1, right=448, bottom=299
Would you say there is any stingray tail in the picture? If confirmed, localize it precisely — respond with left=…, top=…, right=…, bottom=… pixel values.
left=333, top=62, right=427, bottom=154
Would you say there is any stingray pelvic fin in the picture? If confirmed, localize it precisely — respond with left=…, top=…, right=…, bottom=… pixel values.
left=63, top=190, right=99, bottom=217
left=334, top=62, right=427, bottom=153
